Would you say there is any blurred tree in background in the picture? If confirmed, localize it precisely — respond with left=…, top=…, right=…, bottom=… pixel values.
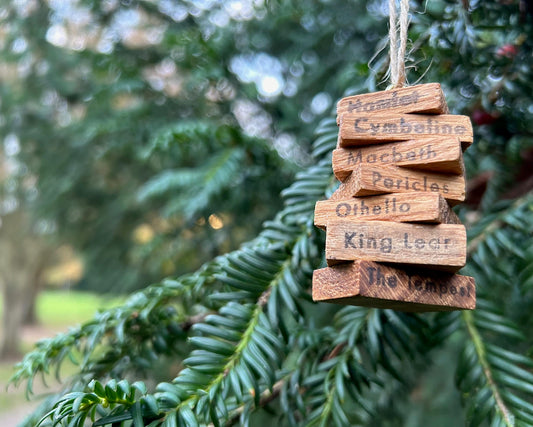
left=3, top=0, right=533, bottom=425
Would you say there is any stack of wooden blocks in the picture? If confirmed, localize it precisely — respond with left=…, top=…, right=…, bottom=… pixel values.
left=312, top=83, right=476, bottom=312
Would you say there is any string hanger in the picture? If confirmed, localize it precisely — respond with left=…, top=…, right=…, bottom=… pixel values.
left=388, top=0, right=410, bottom=88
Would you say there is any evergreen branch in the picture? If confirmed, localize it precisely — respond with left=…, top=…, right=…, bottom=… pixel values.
left=462, top=310, right=513, bottom=426
left=139, top=147, right=247, bottom=220
left=174, top=281, right=278, bottom=420
left=467, top=219, right=503, bottom=255
left=457, top=299, right=533, bottom=425
left=57, top=239, right=306, bottom=426
left=9, top=265, right=219, bottom=395
left=166, top=243, right=310, bottom=425
left=292, top=308, right=446, bottom=426
left=181, top=313, right=211, bottom=332
left=20, top=112, right=333, bottom=425
left=224, top=378, right=285, bottom=427
left=467, top=193, right=533, bottom=255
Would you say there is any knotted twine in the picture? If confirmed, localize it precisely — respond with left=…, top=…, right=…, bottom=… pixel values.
left=388, top=0, right=410, bottom=88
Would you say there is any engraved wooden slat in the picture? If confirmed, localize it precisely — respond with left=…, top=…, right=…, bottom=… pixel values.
left=338, top=113, right=473, bottom=148
left=312, top=260, right=475, bottom=312
left=314, top=192, right=460, bottom=229
left=332, top=137, right=463, bottom=181
left=325, top=221, right=467, bottom=272
left=330, top=164, right=465, bottom=206
left=336, top=83, right=448, bottom=125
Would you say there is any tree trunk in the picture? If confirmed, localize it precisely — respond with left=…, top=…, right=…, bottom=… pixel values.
left=22, top=260, right=47, bottom=326
left=22, top=294, right=38, bottom=326
left=0, top=212, right=51, bottom=360
left=0, top=279, right=25, bottom=360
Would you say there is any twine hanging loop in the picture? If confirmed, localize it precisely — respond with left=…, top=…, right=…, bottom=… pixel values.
left=389, top=0, right=410, bottom=88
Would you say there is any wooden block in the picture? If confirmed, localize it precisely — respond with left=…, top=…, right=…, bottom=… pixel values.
left=331, top=164, right=465, bottom=206
left=325, top=221, right=466, bottom=272
left=312, top=260, right=475, bottom=312
left=336, top=83, right=448, bottom=125
left=332, top=137, right=463, bottom=181
left=339, top=113, right=473, bottom=148
left=314, top=193, right=460, bottom=229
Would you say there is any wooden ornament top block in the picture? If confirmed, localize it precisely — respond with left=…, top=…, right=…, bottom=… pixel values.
left=314, top=192, right=460, bottom=229
left=331, top=164, right=465, bottom=206
left=339, top=113, right=473, bottom=148
left=312, top=260, right=475, bottom=312
left=325, top=221, right=467, bottom=272
left=332, top=137, right=463, bottom=181
left=336, top=83, right=448, bottom=124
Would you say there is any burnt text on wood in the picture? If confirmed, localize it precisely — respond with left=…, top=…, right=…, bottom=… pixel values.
left=332, top=137, right=463, bottom=181
left=325, top=221, right=467, bottom=272
left=312, top=260, right=475, bottom=312
left=314, top=192, right=459, bottom=229
left=339, top=113, right=473, bottom=148
left=336, top=83, right=448, bottom=124
left=331, top=164, right=465, bottom=205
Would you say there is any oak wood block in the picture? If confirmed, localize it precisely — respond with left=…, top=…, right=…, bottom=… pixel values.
left=314, top=193, right=460, bottom=229
left=325, top=221, right=467, bottom=272
left=336, top=83, right=448, bottom=125
left=339, top=113, right=473, bottom=148
left=332, top=137, right=463, bottom=181
left=312, top=260, right=475, bottom=312
left=331, top=164, right=465, bottom=206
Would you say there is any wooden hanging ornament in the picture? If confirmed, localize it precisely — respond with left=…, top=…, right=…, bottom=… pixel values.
left=312, top=83, right=476, bottom=312
left=312, top=1, right=475, bottom=311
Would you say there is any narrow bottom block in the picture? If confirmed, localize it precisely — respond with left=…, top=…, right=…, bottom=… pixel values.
left=312, top=260, right=475, bottom=312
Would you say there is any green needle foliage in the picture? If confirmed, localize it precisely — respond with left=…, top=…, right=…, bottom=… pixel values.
left=4, top=0, right=533, bottom=425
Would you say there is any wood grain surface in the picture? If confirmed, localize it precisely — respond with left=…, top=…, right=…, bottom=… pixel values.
left=314, top=192, right=460, bottom=229
left=339, top=113, right=473, bottom=148
left=331, top=164, right=465, bottom=205
left=332, top=137, right=463, bottom=181
left=325, top=221, right=467, bottom=272
left=336, top=83, right=448, bottom=125
left=312, top=260, right=475, bottom=312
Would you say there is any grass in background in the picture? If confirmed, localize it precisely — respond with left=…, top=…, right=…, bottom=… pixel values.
left=36, top=289, right=124, bottom=327
left=0, top=289, right=124, bottom=415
